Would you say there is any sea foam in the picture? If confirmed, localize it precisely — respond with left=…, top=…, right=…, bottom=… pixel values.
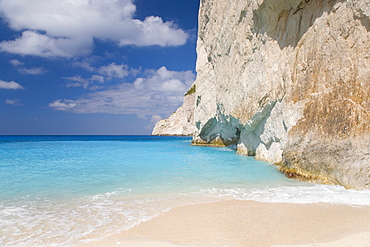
left=199, top=184, right=370, bottom=206
left=1, top=135, right=370, bottom=247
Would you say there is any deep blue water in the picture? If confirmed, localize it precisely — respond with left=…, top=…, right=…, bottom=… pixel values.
left=1, top=135, right=370, bottom=246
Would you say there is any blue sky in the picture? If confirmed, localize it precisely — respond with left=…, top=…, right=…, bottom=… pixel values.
left=0, top=0, right=199, bottom=135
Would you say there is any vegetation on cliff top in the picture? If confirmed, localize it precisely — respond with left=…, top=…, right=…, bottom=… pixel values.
left=185, top=84, right=196, bottom=96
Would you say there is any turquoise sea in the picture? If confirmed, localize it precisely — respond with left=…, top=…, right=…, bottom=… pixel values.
left=1, top=135, right=370, bottom=246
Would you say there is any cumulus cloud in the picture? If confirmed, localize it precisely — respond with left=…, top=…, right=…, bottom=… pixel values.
left=49, top=66, right=195, bottom=116
left=0, top=80, right=24, bottom=89
left=0, top=30, right=92, bottom=57
left=5, top=99, right=22, bottom=106
left=0, top=0, right=188, bottom=57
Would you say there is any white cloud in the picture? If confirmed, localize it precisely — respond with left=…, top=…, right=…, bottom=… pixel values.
left=90, top=75, right=105, bottom=83
left=135, top=66, right=193, bottom=92
left=0, top=30, right=92, bottom=57
left=64, top=74, right=106, bottom=90
left=9, top=58, right=47, bottom=75
left=5, top=99, right=22, bottom=106
left=63, top=62, right=134, bottom=90
left=0, top=0, right=188, bottom=57
left=73, top=61, right=95, bottom=72
left=150, top=115, right=162, bottom=124
left=64, top=76, right=90, bottom=89
left=0, top=80, right=24, bottom=89
left=49, top=66, right=195, bottom=116
left=18, top=67, right=47, bottom=75
left=49, top=99, right=77, bottom=111
left=143, top=114, right=163, bottom=131
left=120, top=16, right=188, bottom=47
left=98, top=63, right=129, bottom=79
left=9, top=59, right=24, bottom=66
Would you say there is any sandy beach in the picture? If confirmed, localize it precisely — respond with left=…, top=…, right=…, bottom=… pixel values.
left=78, top=200, right=370, bottom=247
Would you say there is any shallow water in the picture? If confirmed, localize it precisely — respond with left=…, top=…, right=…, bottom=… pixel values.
left=1, top=135, right=370, bottom=246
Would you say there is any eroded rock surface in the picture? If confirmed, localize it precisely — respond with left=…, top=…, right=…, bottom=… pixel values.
left=152, top=88, right=196, bottom=136
left=155, top=0, right=370, bottom=189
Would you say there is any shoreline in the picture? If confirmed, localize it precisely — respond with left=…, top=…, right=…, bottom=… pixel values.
left=77, top=200, right=370, bottom=247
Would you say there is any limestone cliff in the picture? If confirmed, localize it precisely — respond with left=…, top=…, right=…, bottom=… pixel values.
left=155, top=0, right=370, bottom=189
left=152, top=86, right=196, bottom=136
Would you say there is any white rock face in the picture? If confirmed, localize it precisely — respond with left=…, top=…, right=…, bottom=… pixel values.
left=152, top=90, right=196, bottom=136
left=156, top=0, right=370, bottom=189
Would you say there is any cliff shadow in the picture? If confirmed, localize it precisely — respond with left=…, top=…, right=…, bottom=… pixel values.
left=252, top=0, right=346, bottom=49
left=196, top=113, right=242, bottom=146
left=354, top=4, right=370, bottom=32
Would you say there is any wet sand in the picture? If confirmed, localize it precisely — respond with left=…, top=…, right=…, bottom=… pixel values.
left=78, top=200, right=370, bottom=247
